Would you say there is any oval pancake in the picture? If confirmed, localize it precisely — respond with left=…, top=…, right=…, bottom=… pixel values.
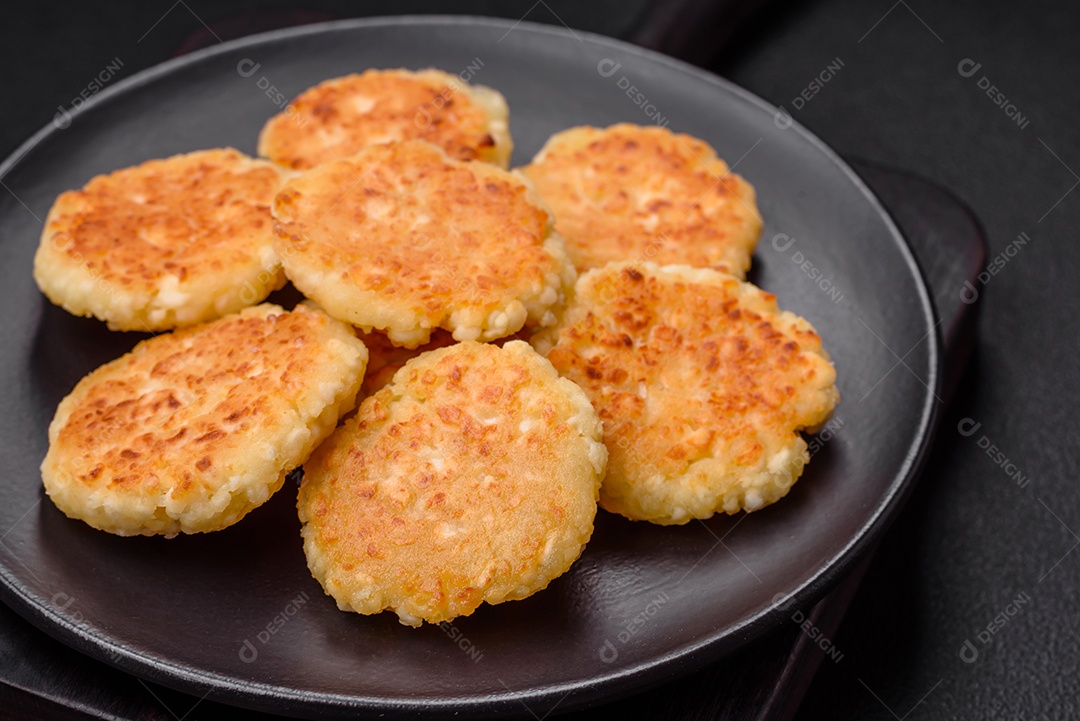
left=33, top=148, right=288, bottom=331
left=41, top=303, right=368, bottom=537
left=520, top=124, right=763, bottom=276
left=272, top=139, right=575, bottom=347
left=298, top=340, right=607, bottom=626
left=533, top=262, right=839, bottom=525
left=258, top=68, right=512, bottom=170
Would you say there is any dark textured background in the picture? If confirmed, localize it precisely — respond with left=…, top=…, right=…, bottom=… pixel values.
left=717, top=3, right=1080, bottom=720
left=2, top=1, right=1077, bottom=719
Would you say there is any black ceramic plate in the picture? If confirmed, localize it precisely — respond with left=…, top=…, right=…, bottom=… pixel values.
left=0, top=16, right=941, bottom=719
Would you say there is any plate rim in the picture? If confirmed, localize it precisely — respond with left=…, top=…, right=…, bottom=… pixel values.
left=0, top=14, right=944, bottom=717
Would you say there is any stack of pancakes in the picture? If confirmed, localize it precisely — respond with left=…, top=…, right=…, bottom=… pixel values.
left=34, top=68, right=837, bottom=627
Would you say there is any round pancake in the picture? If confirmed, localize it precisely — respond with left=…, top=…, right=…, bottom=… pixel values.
left=533, top=262, right=839, bottom=525
left=520, top=124, right=763, bottom=276
left=33, top=148, right=288, bottom=331
left=298, top=340, right=607, bottom=626
left=41, top=303, right=368, bottom=537
left=272, top=139, right=575, bottom=347
left=257, top=68, right=512, bottom=170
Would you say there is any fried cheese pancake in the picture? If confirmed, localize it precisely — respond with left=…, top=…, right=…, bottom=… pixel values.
left=41, top=304, right=368, bottom=537
left=258, top=68, right=512, bottom=170
left=33, top=148, right=288, bottom=331
left=298, top=340, right=606, bottom=626
left=533, top=262, right=838, bottom=525
left=272, top=140, right=575, bottom=347
left=520, top=124, right=762, bottom=275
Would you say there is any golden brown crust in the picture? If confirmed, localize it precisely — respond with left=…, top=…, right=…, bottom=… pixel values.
left=41, top=303, right=368, bottom=536
left=257, top=68, right=512, bottom=170
left=33, top=148, right=288, bottom=331
left=298, top=340, right=606, bottom=626
left=272, top=140, right=575, bottom=347
left=520, top=124, right=762, bottom=276
left=533, top=262, right=838, bottom=524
